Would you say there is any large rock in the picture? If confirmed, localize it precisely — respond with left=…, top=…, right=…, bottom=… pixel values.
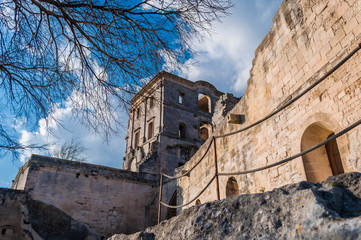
left=110, top=172, right=361, bottom=240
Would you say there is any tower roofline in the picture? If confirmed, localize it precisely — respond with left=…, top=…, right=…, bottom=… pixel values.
left=131, top=71, right=223, bottom=105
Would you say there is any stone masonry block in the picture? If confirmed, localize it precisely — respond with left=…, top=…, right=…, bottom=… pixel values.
left=330, top=28, right=346, bottom=47
left=344, top=17, right=358, bottom=34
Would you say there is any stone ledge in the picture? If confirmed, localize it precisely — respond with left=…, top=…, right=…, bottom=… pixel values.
left=24, top=154, right=159, bottom=185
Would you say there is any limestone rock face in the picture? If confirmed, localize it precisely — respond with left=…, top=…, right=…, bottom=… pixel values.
left=109, top=172, right=361, bottom=240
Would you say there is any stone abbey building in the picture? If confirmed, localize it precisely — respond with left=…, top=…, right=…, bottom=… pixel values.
left=123, top=72, right=237, bottom=175
left=2, top=0, right=361, bottom=239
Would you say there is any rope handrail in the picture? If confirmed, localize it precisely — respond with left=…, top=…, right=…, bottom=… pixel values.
left=214, top=43, right=361, bottom=139
left=218, top=117, right=361, bottom=176
left=161, top=137, right=214, bottom=180
left=161, top=117, right=361, bottom=209
left=160, top=175, right=216, bottom=208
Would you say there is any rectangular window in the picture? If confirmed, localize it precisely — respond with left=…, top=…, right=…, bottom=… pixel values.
left=134, top=131, right=140, bottom=148
left=149, top=97, right=154, bottom=109
left=178, top=93, right=184, bottom=104
left=148, top=121, right=154, bottom=139
left=136, top=107, right=140, bottom=119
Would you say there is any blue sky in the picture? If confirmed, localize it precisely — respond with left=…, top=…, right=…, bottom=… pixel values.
left=0, top=0, right=282, bottom=188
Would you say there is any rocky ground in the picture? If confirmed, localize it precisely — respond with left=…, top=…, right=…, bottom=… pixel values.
left=110, top=172, right=361, bottom=240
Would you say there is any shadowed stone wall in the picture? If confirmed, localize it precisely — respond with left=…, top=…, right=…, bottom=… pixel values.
left=12, top=155, right=159, bottom=238
left=0, top=188, right=99, bottom=240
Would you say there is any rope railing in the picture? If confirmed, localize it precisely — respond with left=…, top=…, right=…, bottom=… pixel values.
left=160, top=176, right=216, bottom=209
left=158, top=118, right=361, bottom=210
left=157, top=42, right=361, bottom=223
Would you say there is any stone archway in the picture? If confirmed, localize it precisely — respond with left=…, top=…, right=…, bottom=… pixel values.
left=226, top=177, right=239, bottom=198
left=301, top=122, right=344, bottom=183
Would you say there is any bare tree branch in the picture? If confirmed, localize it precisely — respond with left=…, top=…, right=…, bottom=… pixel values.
left=50, top=137, right=87, bottom=162
left=0, top=0, right=232, bottom=157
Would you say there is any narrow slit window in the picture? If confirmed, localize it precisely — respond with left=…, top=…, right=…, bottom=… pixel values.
left=178, top=93, right=184, bottom=104
left=149, top=97, right=154, bottom=109
left=179, top=123, right=186, bottom=139
left=134, top=131, right=140, bottom=148
left=148, top=121, right=154, bottom=139
left=136, top=108, right=140, bottom=119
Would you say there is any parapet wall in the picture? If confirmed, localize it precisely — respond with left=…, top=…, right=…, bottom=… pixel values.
left=174, top=0, right=361, bottom=210
left=12, top=155, right=159, bottom=238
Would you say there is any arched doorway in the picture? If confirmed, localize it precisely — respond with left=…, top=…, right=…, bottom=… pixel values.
left=200, top=121, right=212, bottom=141
left=166, top=191, right=177, bottom=219
left=226, top=177, right=239, bottom=198
left=301, top=122, right=344, bottom=183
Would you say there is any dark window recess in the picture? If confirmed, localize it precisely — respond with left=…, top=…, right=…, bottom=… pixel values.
left=149, top=97, right=154, bottom=108
left=135, top=131, right=140, bottom=148
left=2, top=229, right=6, bottom=235
left=179, top=124, right=186, bottom=139
left=148, top=122, right=154, bottom=139
left=136, top=108, right=140, bottom=119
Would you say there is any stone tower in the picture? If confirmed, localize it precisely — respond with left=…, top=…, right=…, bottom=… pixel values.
left=123, top=71, right=223, bottom=174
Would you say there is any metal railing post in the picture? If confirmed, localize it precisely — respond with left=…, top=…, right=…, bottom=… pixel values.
left=157, top=174, right=163, bottom=224
left=213, top=137, right=220, bottom=200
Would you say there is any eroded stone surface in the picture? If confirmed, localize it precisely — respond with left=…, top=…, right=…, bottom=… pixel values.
left=110, top=172, right=361, bottom=240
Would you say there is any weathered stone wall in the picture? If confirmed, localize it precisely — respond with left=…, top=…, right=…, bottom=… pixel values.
left=175, top=0, right=361, bottom=211
left=123, top=76, right=163, bottom=172
left=212, top=93, right=241, bottom=129
left=0, top=189, right=32, bottom=240
left=12, top=155, right=159, bottom=238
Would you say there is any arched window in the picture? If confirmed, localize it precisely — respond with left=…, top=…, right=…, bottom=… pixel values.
left=179, top=123, right=186, bottom=139
left=200, top=122, right=211, bottom=141
left=166, top=191, right=177, bottom=219
left=195, top=199, right=201, bottom=205
left=198, top=93, right=211, bottom=113
left=226, top=177, right=239, bottom=198
left=301, top=122, right=344, bottom=183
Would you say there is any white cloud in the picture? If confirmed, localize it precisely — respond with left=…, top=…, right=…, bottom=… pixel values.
left=17, top=101, right=126, bottom=168
left=180, top=0, right=282, bottom=95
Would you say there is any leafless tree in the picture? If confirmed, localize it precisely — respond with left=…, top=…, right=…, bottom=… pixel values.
left=50, top=137, right=87, bottom=162
left=0, top=0, right=232, bottom=157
